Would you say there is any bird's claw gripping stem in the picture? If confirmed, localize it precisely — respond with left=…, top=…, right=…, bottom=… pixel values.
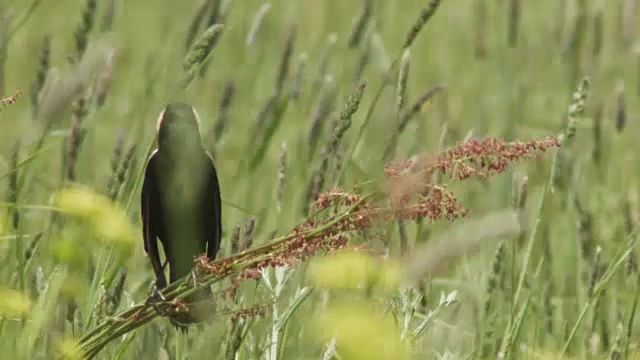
left=145, top=281, right=170, bottom=317
left=151, top=285, right=166, bottom=302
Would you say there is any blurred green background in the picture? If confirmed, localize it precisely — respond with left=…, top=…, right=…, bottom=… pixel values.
left=0, top=0, right=639, bottom=359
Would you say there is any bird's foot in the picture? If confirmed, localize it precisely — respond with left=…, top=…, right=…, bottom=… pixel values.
left=150, top=285, right=167, bottom=302
left=145, top=284, right=171, bottom=317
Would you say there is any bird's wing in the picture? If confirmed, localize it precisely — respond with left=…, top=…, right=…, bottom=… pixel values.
left=141, top=150, right=167, bottom=288
left=204, top=152, right=222, bottom=260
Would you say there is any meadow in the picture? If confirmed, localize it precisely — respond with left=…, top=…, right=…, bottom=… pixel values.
left=0, top=0, right=638, bottom=359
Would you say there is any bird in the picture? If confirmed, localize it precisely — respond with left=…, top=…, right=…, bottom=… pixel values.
left=141, top=102, right=222, bottom=330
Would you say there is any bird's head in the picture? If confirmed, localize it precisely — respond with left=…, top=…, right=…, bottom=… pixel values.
left=156, top=102, right=203, bottom=154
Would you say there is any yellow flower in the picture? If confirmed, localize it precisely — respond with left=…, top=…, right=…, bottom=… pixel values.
left=0, top=286, right=31, bottom=318
left=308, top=249, right=401, bottom=292
left=312, top=300, right=410, bottom=360
left=54, top=186, right=135, bottom=257
left=57, top=337, right=84, bottom=360
left=54, top=185, right=106, bottom=218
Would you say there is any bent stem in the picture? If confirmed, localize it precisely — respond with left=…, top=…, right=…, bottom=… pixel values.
left=77, top=197, right=369, bottom=358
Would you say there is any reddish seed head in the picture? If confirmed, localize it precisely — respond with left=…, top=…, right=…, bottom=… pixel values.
left=185, top=135, right=557, bottom=324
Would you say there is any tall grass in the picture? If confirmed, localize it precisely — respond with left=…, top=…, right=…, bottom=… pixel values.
left=0, top=0, right=639, bottom=359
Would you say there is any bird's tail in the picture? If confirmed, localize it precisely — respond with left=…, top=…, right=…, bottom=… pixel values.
left=169, top=285, right=215, bottom=331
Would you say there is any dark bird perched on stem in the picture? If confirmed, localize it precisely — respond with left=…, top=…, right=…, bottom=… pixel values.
left=141, top=102, right=222, bottom=330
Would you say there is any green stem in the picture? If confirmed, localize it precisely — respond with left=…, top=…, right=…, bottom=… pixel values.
left=77, top=197, right=371, bottom=356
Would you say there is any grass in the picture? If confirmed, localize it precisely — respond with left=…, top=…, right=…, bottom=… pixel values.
left=0, top=0, right=639, bottom=359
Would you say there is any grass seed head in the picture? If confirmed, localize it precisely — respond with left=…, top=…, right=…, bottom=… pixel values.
left=403, top=0, right=443, bottom=49
left=73, top=0, right=97, bottom=57
left=291, top=53, right=307, bottom=99
left=615, top=80, right=626, bottom=132
left=182, top=24, right=224, bottom=87
left=347, top=0, right=373, bottom=49
left=246, top=3, right=272, bottom=47
left=275, top=25, right=297, bottom=96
